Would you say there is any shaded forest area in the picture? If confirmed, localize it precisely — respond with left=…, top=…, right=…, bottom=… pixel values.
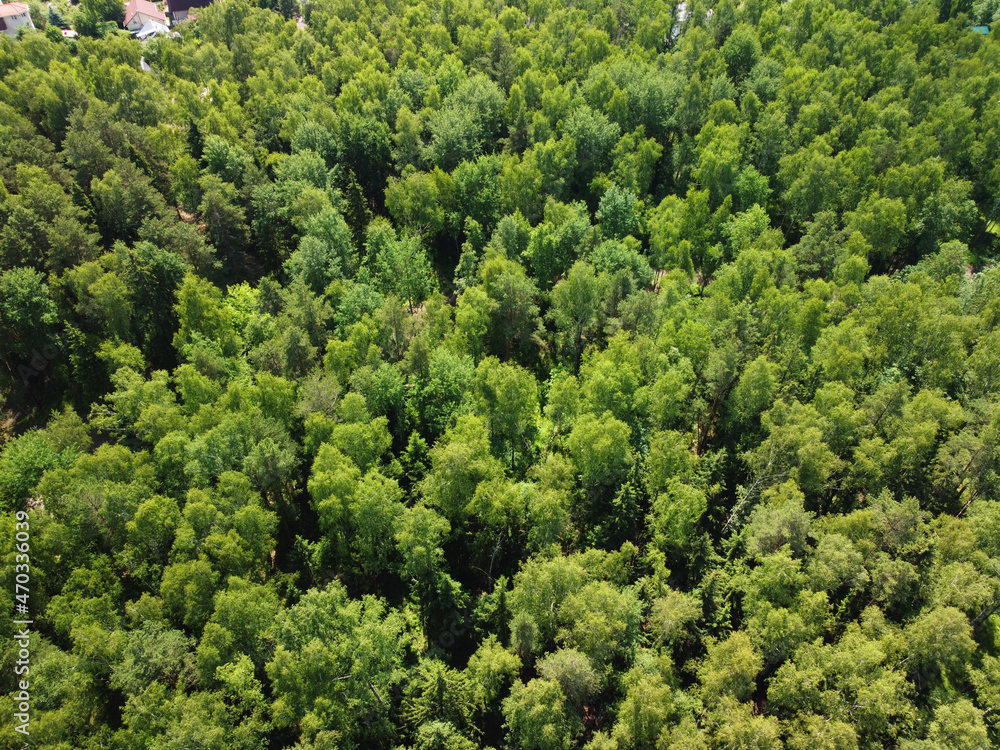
left=1, top=0, right=1000, bottom=746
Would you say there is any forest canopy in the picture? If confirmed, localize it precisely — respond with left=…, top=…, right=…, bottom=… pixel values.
left=1, top=0, right=1000, bottom=747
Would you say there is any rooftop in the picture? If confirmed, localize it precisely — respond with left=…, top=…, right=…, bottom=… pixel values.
left=0, top=3, right=30, bottom=17
left=166, top=0, right=212, bottom=16
left=124, top=0, right=166, bottom=25
left=136, top=18, right=170, bottom=38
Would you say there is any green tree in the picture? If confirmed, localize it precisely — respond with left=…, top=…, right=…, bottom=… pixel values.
left=421, top=414, right=505, bottom=524
left=76, top=0, right=125, bottom=36
left=266, top=582, right=408, bottom=748
left=0, top=267, right=59, bottom=382
left=548, top=261, right=607, bottom=364
left=173, top=273, right=240, bottom=358
left=721, top=24, right=762, bottom=83
left=481, top=256, right=542, bottom=362
left=502, top=678, right=581, bottom=750
left=596, top=185, right=641, bottom=240
left=198, top=175, right=250, bottom=260
left=524, top=200, right=598, bottom=288
left=375, top=230, right=436, bottom=311
left=472, top=357, right=539, bottom=470
left=697, top=631, right=762, bottom=702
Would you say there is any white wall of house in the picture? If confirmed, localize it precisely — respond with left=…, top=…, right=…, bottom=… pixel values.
left=0, top=5, right=35, bottom=38
left=130, top=10, right=170, bottom=30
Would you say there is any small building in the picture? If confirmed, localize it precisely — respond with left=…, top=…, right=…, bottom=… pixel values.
left=0, top=2, right=35, bottom=38
left=61, top=28, right=78, bottom=37
left=124, top=0, right=167, bottom=32
left=135, top=18, right=170, bottom=38
left=166, top=0, right=212, bottom=23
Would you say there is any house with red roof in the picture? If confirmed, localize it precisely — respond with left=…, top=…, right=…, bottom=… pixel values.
left=0, top=2, right=34, bottom=38
left=124, top=0, right=167, bottom=32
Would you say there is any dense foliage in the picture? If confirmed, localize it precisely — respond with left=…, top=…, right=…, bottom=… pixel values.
left=1, top=0, right=1000, bottom=747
